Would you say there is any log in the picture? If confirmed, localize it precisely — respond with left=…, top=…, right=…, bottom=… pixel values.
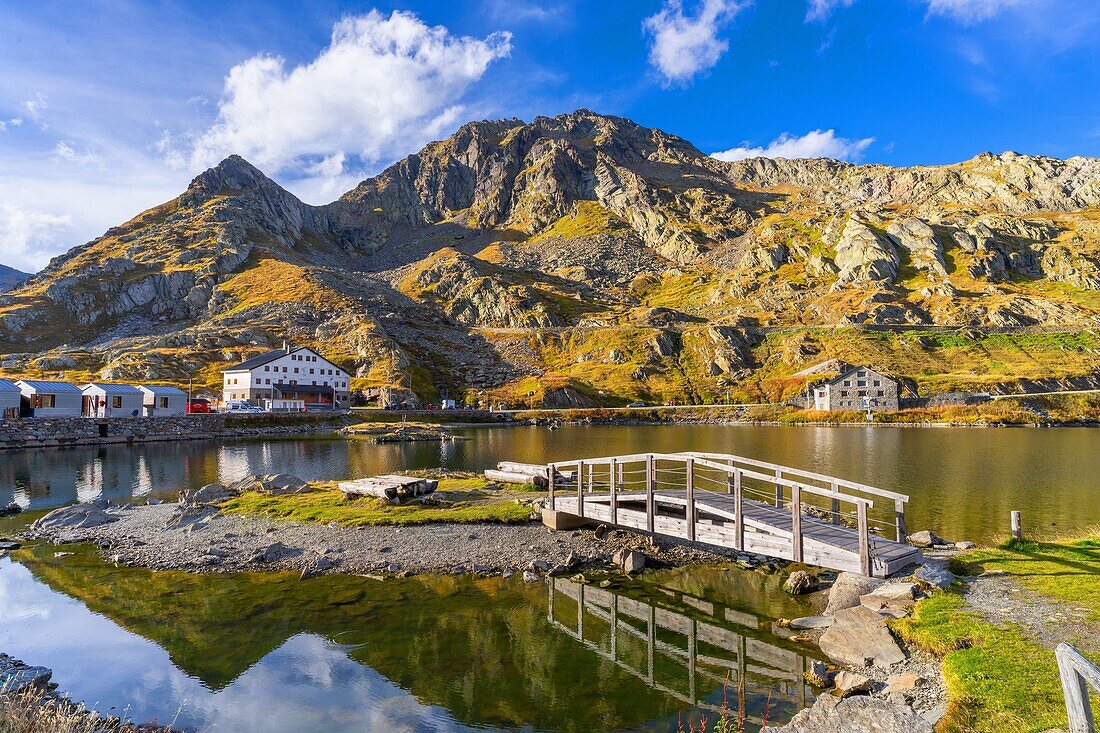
left=484, top=469, right=548, bottom=488
left=338, top=475, right=438, bottom=502
left=497, top=461, right=549, bottom=478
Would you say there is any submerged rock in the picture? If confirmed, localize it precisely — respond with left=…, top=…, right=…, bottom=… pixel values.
left=784, top=570, right=819, bottom=595
left=762, top=694, right=933, bottom=732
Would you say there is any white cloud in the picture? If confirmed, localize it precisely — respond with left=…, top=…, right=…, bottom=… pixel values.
left=52, top=140, right=102, bottom=166
left=21, top=93, right=47, bottom=118
left=711, top=129, right=875, bottom=161
left=642, top=0, right=749, bottom=84
left=188, top=10, right=512, bottom=177
left=0, top=202, right=72, bottom=273
left=925, top=0, right=1022, bottom=22
left=806, top=0, right=855, bottom=21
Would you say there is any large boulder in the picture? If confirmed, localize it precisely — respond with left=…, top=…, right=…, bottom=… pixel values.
left=832, top=217, right=899, bottom=287
left=256, top=474, right=311, bottom=495
left=907, top=530, right=946, bottom=548
left=886, top=218, right=947, bottom=278
left=33, top=503, right=119, bottom=532
left=784, top=570, right=819, bottom=595
left=762, top=694, right=933, bottom=733
left=824, top=572, right=884, bottom=614
left=914, top=562, right=957, bottom=589
left=0, top=664, right=52, bottom=693
left=179, top=482, right=233, bottom=507
left=818, top=605, right=907, bottom=667
left=613, top=549, right=645, bottom=574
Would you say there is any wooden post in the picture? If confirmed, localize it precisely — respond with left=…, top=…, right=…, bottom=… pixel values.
left=685, top=457, right=696, bottom=541
left=609, top=458, right=618, bottom=525
left=774, top=467, right=783, bottom=507
left=548, top=464, right=556, bottom=510
left=830, top=479, right=841, bottom=526
left=857, top=502, right=871, bottom=576
left=726, top=459, right=735, bottom=494
left=646, top=454, right=655, bottom=534
left=733, top=468, right=744, bottom=551
left=791, top=484, right=803, bottom=563
left=617, top=461, right=624, bottom=490
left=1011, top=511, right=1022, bottom=541
left=895, top=499, right=907, bottom=542
left=1057, top=642, right=1100, bottom=733
left=577, top=460, right=585, bottom=518
left=587, top=463, right=593, bottom=494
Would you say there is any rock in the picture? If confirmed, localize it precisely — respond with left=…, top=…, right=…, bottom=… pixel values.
left=385, top=563, right=401, bottom=573
left=818, top=605, right=907, bottom=667
left=256, top=473, right=311, bottom=495
left=529, top=559, right=550, bottom=572
left=522, top=570, right=540, bottom=583
left=789, top=615, right=834, bottom=630
left=832, top=670, right=871, bottom=698
left=832, top=216, right=899, bottom=287
left=0, top=664, right=53, bottom=693
left=613, top=549, right=645, bottom=574
left=314, top=555, right=337, bottom=571
left=921, top=703, right=947, bottom=726
left=907, top=530, right=946, bottom=548
left=0, top=502, right=22, bottom=517
left=0, top=540, right=20, bottom=551
left=803, top=660, right=833, bottom=687
left=914, top=562, right=957, bottom=589
left=547, top=564, right=570, bottom=577
left=886, top=218, right=947, bottom=277
left=165, top=504, right=218, bottom=530
left=955, top=540, right=976, bottom=550
left=146, top=498, right=163, bottom=505
left=179, top=482, right=232, bottom=506
left=883, top=672, right=923, bottom=695
left=762, top=694, right=933, bottom=733
left=824, top=572, right=884, bottom=614
left=55, top=532, right=87, bottom=544
left=594, top=523, right=609, bottom=540
left=502, top=569, right=515, bottom=579
left=860, top=582, right=919, bottom=616
left=784, top=570, right=819, bottom=595
left=33, top=503, right=120, bottom=532
left=253, top=542, right=289, bottom=564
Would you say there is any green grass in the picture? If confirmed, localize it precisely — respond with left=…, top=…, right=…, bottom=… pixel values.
left=951, top=535, right=1100, bottom=621
left=892, top=592, right=1067, bottom=733
left=221, top=480, right=534, bottom=527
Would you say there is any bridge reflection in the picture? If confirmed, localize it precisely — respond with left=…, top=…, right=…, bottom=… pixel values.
left=548, top=578, right=815, bottom=727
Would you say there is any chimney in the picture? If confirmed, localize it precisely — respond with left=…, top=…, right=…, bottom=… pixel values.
left=282, top=340, right=289, bottom=353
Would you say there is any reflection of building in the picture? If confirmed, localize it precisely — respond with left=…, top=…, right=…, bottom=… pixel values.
left=547, top=578, right=814, bottom=725
left=221, top=343, right=350, bottom=410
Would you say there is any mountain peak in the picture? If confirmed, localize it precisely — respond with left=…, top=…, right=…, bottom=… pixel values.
left=181, top=155, right=280, bottom=206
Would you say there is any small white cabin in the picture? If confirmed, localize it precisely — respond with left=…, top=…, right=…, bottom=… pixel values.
left=81, top=383, right=144, bottom=418
left=16, top=380, right=83, bottom=417
left=139, top=385, right=188, bottom=416
left=0, top=379, right=21, bottom=418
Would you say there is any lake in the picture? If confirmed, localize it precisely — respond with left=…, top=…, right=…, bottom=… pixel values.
left=1, top=423, right=1098, bottom=731
left=4, top=423, right=1099, bottom=541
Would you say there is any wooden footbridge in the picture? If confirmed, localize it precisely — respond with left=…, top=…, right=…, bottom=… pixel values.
left=547, top=452, right=921, bottom=577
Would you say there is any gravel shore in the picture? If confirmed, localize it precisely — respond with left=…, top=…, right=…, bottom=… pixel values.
left=29, top=502, right=745, bottom=577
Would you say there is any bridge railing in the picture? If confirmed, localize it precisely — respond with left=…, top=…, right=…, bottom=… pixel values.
left=547, top=452, right=897, bottom=575
left=1057, top=642, right=1100, bottom=733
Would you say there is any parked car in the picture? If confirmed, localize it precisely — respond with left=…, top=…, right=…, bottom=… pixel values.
left=627, top=401, right=646, bottom=408
left=186, top=398, right=213, bottom=414
left=223, top=400, right=264, bottom=414
left=383, top=402, right=400, bottom=411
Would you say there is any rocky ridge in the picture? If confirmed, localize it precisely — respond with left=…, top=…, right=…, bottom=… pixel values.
left=2, top=110, right=1100, bottom=405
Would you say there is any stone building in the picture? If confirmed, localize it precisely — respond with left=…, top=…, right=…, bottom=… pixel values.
left=810, top=365, right=899, bottom=411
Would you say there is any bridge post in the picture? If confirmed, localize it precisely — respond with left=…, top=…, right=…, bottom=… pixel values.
left=830, top=479, right=841, bottom=525
left=577, top=460, right=585, bottom=518
left=774, top=467, right=783, bottom=507
left=726, top=459, right=735, bottom=494
left=733, top=468, right=744, bottom=551
left=646, top=454, right=655, bottom=534
left=857, top=502, right=871, bottom=575
left=609, top=458, right=618, bottom=525
left=685, top=457, right=696, bottom=541
left=895, top=499, right=907, bottom=542
left=791, top=484, right=803, bottom=563
left=548, top=464, right=556, bottom=510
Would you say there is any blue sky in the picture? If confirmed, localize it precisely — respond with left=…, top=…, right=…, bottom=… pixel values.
left=1, top=0, right=1099, bottom=272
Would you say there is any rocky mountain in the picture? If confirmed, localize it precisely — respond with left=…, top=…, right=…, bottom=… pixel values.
left=0, top=264, right=31, bottom=293
left=2, top=110, right=1100, bottom=406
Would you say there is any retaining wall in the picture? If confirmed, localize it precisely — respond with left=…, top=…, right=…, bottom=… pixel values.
left=0, top=413, right=348, bottom=450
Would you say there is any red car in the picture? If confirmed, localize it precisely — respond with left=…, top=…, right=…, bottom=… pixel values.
left=186, top=398, right=213, bottom=414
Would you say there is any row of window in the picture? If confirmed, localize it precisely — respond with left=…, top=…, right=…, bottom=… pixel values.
left=842, top=379, right=882, bottom=388
left=252, top=379, right=347, bottom=388
left=839, top=389, right=886, bottom=398
left=263, top=365, right=342, bottom=376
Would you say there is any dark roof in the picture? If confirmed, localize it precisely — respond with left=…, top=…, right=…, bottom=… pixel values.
left=139, top=385, right=187, bottom=396
left=0, top=378, right=20, bottom=392
left=15, top=380, right=82, bottom=393
left=272, top=383, right=335, bottom=395
left=82, top=383, right=143, bottom=395
left=821, top=365, right=895, bottom=387
left=224, top=348, right=289, bottom=372
left=223, top=347, right=347, bottom=374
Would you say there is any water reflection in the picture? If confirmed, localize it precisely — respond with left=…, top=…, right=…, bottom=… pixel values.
left=2, top=424, right=1099, bottom=540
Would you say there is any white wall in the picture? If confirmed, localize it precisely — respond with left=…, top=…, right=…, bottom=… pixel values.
left=224, top=348, right=351, bottom=403
left=20, top=390, right=82, bottom=417
left=0, top=391, right=19, bottom=416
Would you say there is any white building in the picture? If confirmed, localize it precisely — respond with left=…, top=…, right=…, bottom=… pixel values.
left=222, top=344, right=351, bottom=410
left=81, top=383, right=144, bottom=418
left=139, top=385, right=188, bottom=416
left=16, top=380, right=83, bottom=417
left=0, top=379, right=21, bottom=418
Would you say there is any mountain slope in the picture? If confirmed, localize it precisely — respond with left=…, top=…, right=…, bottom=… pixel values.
left=0, top=264, right=31, bottom=293
left=2, top=110, right=1100, bottom=405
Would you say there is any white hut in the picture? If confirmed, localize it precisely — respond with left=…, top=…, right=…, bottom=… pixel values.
left=16, top=380, right=83, bottom=417
left=0, top=379, right=21, bottom=418
left=139, top=385, right=187, bottom=416
left=81, top=383, right=144, bottom=418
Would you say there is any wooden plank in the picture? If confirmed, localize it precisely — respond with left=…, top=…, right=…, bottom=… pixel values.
left=774, top=467, right=783, bottom=507
left=895, top=498, right=907, bottom=543
left=791, top=483, right=803, bottom=563
left=577, top=460, right=585, bottom=518
left=1057, top=642, right=1099, bottom=733
left=646, top=454, right=655, bottom=534
left=610, top=458, right=618, bottom=525
left=686, top=457, right=695, bottom=542
left=548, top=462, right=556, bottom=510
left=734, top=469, right=744, bottom=551
left=858, top=502, right=871, bottom=576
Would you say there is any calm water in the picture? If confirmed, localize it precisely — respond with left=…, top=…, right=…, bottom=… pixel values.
left=1, top=423, right=1098, bottom=730
left=3, top=424, right=1099, bottom=541
left=0, top=544, right=820, bottom=732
